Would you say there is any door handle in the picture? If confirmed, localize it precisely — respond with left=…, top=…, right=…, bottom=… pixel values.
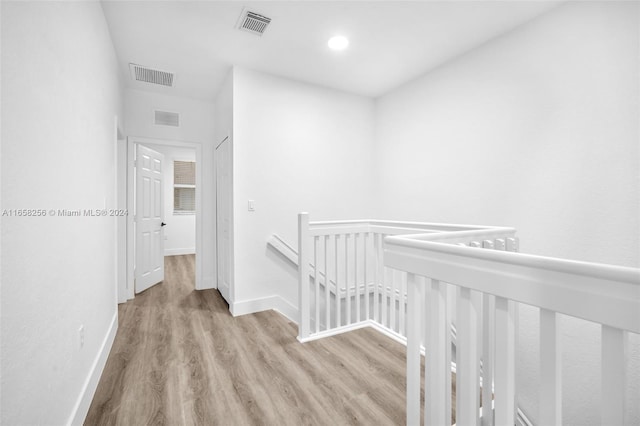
left=161, top=222, right=167, bottom=227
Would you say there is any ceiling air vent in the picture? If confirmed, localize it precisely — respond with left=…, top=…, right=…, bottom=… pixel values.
left=154, top=110, right=180, bottom=127
left=237, top=9, right=271, bottom=36
left=129, top=63, right=175, bottom=87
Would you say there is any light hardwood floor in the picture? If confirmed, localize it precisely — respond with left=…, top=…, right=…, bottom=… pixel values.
left=86, top=255, right=439, bottom=425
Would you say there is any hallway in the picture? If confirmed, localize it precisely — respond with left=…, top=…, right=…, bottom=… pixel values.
left=86, top=255, right=416, bottom=425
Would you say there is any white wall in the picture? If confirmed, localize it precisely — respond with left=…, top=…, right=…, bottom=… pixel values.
left=374, top=2, right=639, bottom=424
left=214, top=69, right=234, bottom=147
left=231, top=67, right=375, bottom=314
left=125, top=89, right=216, bottom=288
left=145, top=144, right=196, bottom=256
left=1, top=2, right=123, bottom=424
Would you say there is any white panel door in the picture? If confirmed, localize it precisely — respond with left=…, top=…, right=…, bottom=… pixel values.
left=216, top=137, right=231, bottom=304
left=135, top=144, right=165, bottom=293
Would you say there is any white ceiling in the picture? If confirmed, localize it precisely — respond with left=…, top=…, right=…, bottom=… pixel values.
left=101, top=1, right=562, bottom=100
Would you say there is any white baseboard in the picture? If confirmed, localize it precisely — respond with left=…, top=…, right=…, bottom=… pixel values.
left=367, top=320, right=408, bottom=346
left=231, top=295, right=276, bottom=316
left=303, top=320, right=430, bottom=357
left=164, top=248, right=195, bottom=256
left=298, top=320, right=375, bottom=343
left=231, top=295, right=298, bottom=324
left=199, top=275, right=216, bottom=291
left=67, top=311, right=118, bottom=426
left=271, top=297, right=299, bottom=324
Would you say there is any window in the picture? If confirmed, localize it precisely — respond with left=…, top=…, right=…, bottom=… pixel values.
left=174, top=160, right=195, bottom=214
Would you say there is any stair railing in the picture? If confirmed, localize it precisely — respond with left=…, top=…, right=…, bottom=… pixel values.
left=296, top=213, right=517, bottom=343
left=384, top=233, right=640, bottom=425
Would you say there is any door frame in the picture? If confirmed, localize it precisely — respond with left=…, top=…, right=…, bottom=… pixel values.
left=215, top=135, right=234, bottom=305
left=124, top=136, right=203, bottom=300
left=115, top=116, right=126, bottom=303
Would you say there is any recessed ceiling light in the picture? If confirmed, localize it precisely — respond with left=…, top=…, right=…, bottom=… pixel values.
left=328, top=35, right=349, bottom=51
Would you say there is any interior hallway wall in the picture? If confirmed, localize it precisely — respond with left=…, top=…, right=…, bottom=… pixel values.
left=124, top=89, right=216, bottom=288
left=231, top=67, right=376, bottom=314
left=1, top=2, right=124, bottom=424
left=373, top=2, right=639, bottom=424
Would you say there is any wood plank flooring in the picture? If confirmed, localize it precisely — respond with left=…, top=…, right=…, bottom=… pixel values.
left=86, top=255, right=448, bottom=425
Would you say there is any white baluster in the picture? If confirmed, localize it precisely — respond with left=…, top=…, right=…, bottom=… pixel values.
left=355, top=233, right=360, bottom=323
left=601, top=326, right=627, bottom=425
left=457, top=287, right=480, bottom=426
left=400, top=272, right=406, bottom=336
left=364, top=232, right=369, bottom=321
left=481, top=294, right=495, bottom=426
left=406, top=273, right=421, bottom=426
left=494, top=296, right=515, bottom=426
left=314, top=236, right=319, bottom=333
left=495, top=238, right=506, bottom=251
left=335, top=234, right=340, bottom=328
left=383, top=264, right=389, bottom=328
left=472, top=290, right=483, bottom=389
left=513, top=301, right=519, bottom=421
left=426, top=279, right=449, bottom=426
left=390, top=269, right=398, bottom=333
left=445, top=283, right=452, bottom=425
left=324, top=235, right=330, bottom=331
left=540, top=308, right=561, bottom=426
left=374, top=233, right=380, bottom=323
left=479, top=239, right=493, bottom=407
left=345, top=234, right=351, bottom=325
left=297, top=213, right=310, bottom=340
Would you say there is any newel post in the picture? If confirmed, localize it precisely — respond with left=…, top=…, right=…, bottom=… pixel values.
left=298, top=213, right=310, bottom=341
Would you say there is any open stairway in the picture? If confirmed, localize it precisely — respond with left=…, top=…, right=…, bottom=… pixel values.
left=268, top=213, right=639, bottom=426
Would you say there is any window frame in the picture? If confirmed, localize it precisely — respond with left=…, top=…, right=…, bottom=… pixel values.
left=173, top=159, right=196, bottom=215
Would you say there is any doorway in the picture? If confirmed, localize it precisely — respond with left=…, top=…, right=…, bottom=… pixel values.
left=122, top=136, right=203, bottom=301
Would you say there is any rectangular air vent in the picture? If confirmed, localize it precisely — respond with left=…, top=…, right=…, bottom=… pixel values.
left=237, top=10, right=271, bottom=36
left=154, top=110, right=180, bottom=127
left=129, top=63, right=175, bottom=87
